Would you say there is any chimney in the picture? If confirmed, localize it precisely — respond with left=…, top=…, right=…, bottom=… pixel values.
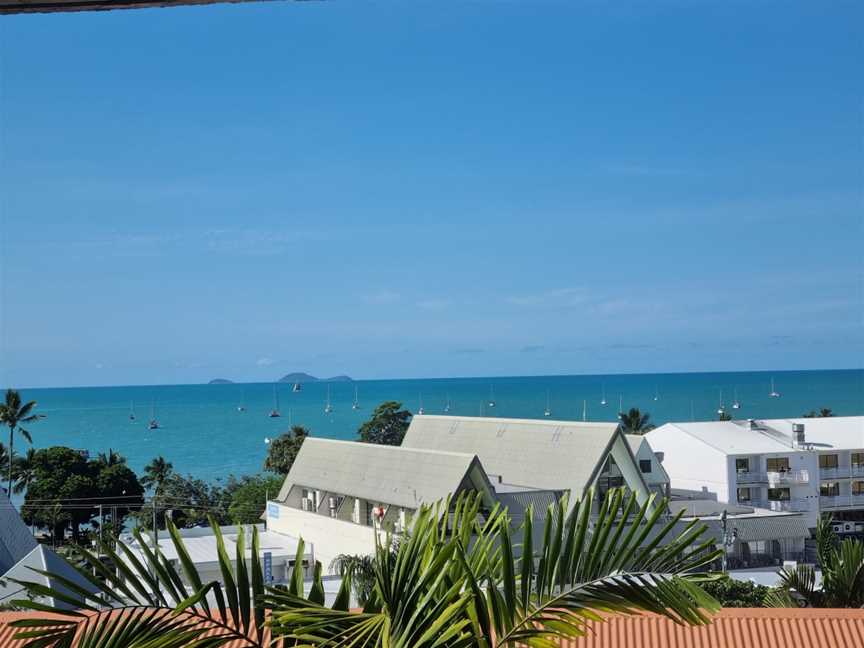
left=792, top=423, right=806, bottom=448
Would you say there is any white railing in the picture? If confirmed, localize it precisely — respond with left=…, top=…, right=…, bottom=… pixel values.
left=736, top=471, right=767, bottom=484
left=767, top=469, right=809, bottom=486
left=851, top=465, right=864, bottom=478
left=764, top=499, right=810, bottom=512
left=820, top=467, right=851, bottom=480
left=820, top=494, right=864, bottom=509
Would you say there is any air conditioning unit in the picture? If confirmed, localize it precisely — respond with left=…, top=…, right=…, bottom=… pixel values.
left=843, top=522, right=855, bottom=533
left=832, top=523, right=845, bottom=534
left=301, top=499, right=312, bottom=512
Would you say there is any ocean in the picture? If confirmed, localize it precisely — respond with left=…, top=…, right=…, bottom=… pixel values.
left=11, top=369, right=864, bottom=483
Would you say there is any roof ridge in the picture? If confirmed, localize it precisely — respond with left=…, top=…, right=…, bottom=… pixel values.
left=303, top=437, right=477, bottom=459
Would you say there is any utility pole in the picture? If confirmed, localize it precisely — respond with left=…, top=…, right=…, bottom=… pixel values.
left=720, top=509, right=738, bottom=572
left=99, top=504, right=104, bottom=548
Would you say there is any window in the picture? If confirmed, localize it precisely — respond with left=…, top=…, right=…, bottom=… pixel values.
left=820, top=482, right=840, bottom=497
left=819, top=454, right=839, bottom=469
left=768, top=488, right=790, bottom=501
left=852, top=481, right=864, bottom=496
left=852, top=453, right=864, bottom=468
left=735, top=458, right=750, bottom=473
left=766, top=457, right=790, bottom=473
left=639, top=459, right=652, bottom=474
left=737, top=487, right=751, bottom=502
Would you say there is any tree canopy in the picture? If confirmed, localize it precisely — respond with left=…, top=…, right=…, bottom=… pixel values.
left=618, top=407, right=655, bottom=434
left=263, top=426, right=310, bottom=475
left=357, top=401, right=412, bottom=445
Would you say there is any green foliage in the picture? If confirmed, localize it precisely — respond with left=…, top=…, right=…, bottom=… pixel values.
left=0, top=388, right=43, bottom=497
left=20, top=446, right=144, bottom=544
left=618, top=407, right=656, bottom=434
left=263, top=426, right=309, bottom=475
left=803, top=408, right=834, bottom=418
left=5, top=488, right=721, bottom=647
left=717, top=411, right=733, bottom=421
left=768, top=515, right=864, bottom=608
left=357, top=401, right=412, bottom=445
left=223, top=474, right=284, bottom=524
left=699, top=575, right=770, bottom=607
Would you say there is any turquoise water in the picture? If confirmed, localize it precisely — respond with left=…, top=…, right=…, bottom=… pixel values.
left=12, top=369, right=864, bottom=482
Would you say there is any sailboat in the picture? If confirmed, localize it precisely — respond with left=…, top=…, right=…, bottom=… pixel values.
left=129, top=401, right=136, bottom=421
left=543, top=391, right=551, bottom=417
left=352, top=386, right=360, bottom=410
left=582, top=399, right=587, bottom=422
left=487, top=385, right=496, bottom=409
left=324, top=386, right=334, bottom=414
left=148, top=400, right=160, bottom=430
left=269, top=386, right=281, bottom=418
left=618, top=394, right=623, bottom=415
left=769, top=377, right=781, bottom=398
left=732, top=387, right=741, bottom=410
left=653, top=385, right=660, bottom=402
left=443, top=393, right=451, bottom=413
left=292, top=382, right=302, bottom=393
left=237, top=389, right=246, bottom=412
left=600, top=385, right=607, bottom=406
left=418, top=393, right=425, bottom=415
left=717, top=389, right=726, bottom=416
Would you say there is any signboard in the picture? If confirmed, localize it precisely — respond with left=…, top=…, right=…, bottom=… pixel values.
left=267, top=502, right=280, bottom=519
left=263, top=552, right=273, bottom=584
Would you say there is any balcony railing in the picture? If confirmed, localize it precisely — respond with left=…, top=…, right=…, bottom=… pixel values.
left=820, top=467, right=851, bottom=480
left=820, top=494, right=864, bottom=509
left=767, top=469, right=809, bottom=486
left=851, top=465, right=864, bottom=478
left=736, top=471, right=767, bottom=484
left=753, top=499, right=810, bottom=512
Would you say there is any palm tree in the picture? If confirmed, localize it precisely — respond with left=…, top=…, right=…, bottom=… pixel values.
left=330, top=553, right=377, bottom=606
left=142, top=455, right=173, bottom=492
left=6, top=488, right=721, bottom=647
left=96, top=448, right=126, bottom=467
left=619, top=407, right=655, bottom=434
left=0, top=389, right=43, bottom=497
left=12, top=447, right=38, bottom=495
left=767, top=515, right=864, bottom=608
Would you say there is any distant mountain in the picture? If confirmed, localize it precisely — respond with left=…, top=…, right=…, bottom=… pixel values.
left=278, top=372, right=320, bottom=383
left=277, top=372, right=353, bottom=383
left=208, top=378, right=234, bottom=384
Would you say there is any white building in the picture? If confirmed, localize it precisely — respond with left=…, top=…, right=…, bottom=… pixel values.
left=267, top=416, right=654, bottom=569
left=646, top=416, right=864, bottom=533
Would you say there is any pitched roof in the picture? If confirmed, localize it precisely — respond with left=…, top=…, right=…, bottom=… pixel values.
left=0, top=545, right=99, bottom=610
left=401, top=415, right=621, bottom=499
left=0, top=493, right=38, bottom=574
left=649, top=416, right=864, bottom=455
left=557, top=609, right=864, bottom=648
left=276, top=438, right=484, bottom=509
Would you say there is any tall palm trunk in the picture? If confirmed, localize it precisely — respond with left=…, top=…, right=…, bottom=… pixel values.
left=7, top=424, right=14, bottom=497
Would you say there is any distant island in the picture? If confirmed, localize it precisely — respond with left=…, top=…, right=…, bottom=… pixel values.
left=278, top=372, right=353, bottom=383
left=208, top=378, right=234, bottom=384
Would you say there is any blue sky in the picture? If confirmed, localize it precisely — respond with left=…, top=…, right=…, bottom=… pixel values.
left=0, top=1, right=861, bottom=387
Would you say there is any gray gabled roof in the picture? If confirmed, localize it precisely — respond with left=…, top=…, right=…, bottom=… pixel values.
left=0, top=544, right=98, bottom=610
left=277, top=438, right=485, bottom=509
left=0, top=492, right=38, bottom=575
left=401, top=415, right=622, bottom=500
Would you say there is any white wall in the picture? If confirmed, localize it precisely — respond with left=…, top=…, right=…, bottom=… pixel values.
left=646, top=425, right=731, bottom=503
left=268, top=502, right=383, bottom=571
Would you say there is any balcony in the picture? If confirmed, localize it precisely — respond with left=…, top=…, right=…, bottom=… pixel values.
left=820, top=494, right=864, bottom=510
left=735, top=471, right=767, bottom=484
left=820, top=467, right=851, bottom=480
left=752, top=499, right=810, bottom=512
left=766, top=469, right=809, bottom=486
left=851, top=465, right=864, bottom=478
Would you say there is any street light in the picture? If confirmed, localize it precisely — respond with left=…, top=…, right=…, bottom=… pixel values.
left=720, top=509, right=739, bottom=572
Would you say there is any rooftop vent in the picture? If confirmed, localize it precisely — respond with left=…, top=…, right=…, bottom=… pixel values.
left=792, top=423, right=806, bottom=448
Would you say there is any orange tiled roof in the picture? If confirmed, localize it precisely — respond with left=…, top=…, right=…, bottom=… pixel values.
left=2, top=608, right=864, bottom=648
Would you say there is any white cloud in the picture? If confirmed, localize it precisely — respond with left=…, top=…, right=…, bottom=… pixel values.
left=505, top=288, right=587, bottom=307
left=363, top=290, right=401, bottom=305
left=256, top=357, right=276, bottom=367
left=416, top=298, right=451, bottom=311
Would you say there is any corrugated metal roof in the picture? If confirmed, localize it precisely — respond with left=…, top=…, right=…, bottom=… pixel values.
left=558, top=609, right=864, bottom=648
left=0, top=493, right=38, bottom=574
left=689, top=514, right=811, bottom=543
left=277, top=438, right=482, bottom=508
left=402, top=415, right=620, bottom=499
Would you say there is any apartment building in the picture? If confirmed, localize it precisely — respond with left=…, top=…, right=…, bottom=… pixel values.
left=646, top=416, right=864, bottom=533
